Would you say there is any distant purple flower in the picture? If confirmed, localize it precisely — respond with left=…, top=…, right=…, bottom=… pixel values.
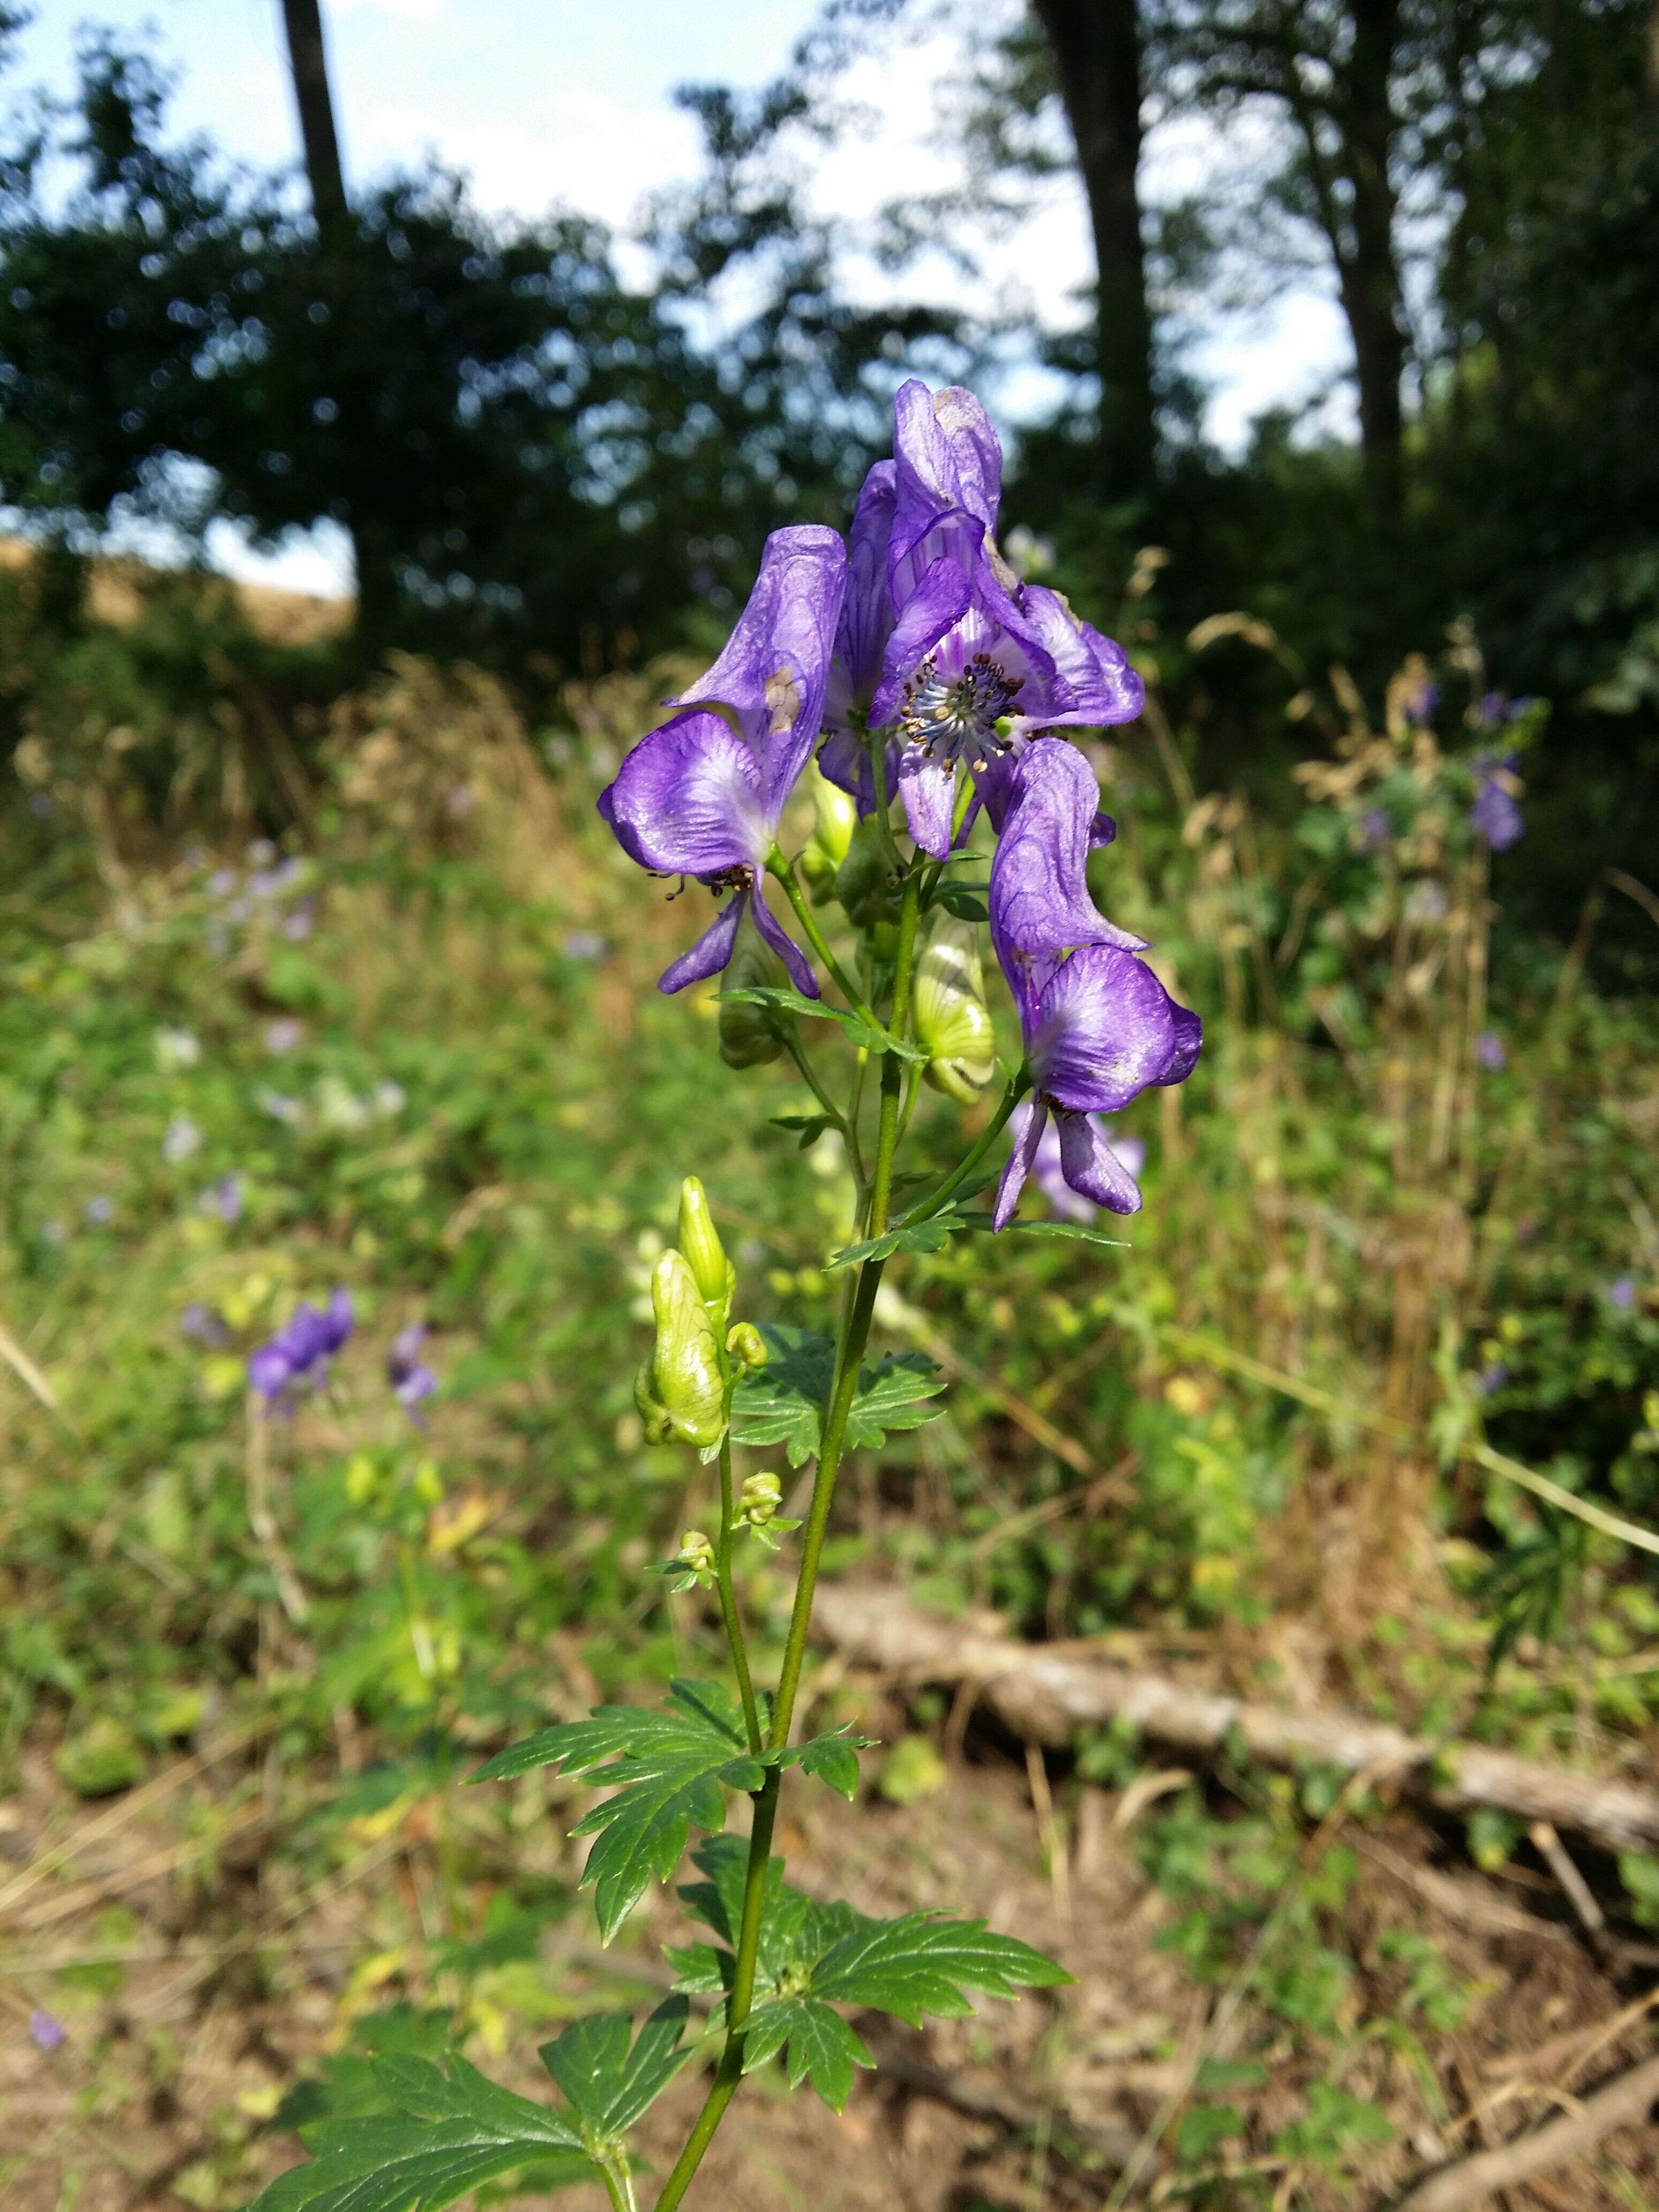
left=249, top=1289, right=354, bottom=1405
left=1358, top=806, right=1391, bottom=852
left=1471, top=752, right=1523, bottom=851
left=1026, top=1108, right=1147, bottom=1222
left=1478, top=690, right=1505, bottom=724
left=1405, top=680, right=1440, bottom=725
left=181, top=1302, right=231, bottom=1349
left=162, top=1116, right=202, bottom=1165
left=257, top=1089, right=303, bottom=1125
left=281, top=900, right=316, bottom=941
left=562, top=930, right=607, bottom=961
left=387, top=1323, right=438, bottom=1424
left=1609, top=1275, right=1636, bottom=1311
left=264, top=1018, right=304, bottom=1055
left=1475, top=1032, right=1506, bottom=1071
left=28, top=2008, right=65, bottom=2052
left=200, top=1172, right=242, bottom=1223
left=1477, top=1361, right=1508, bottom=1398
left=207, top=868, right=238, bottom=900
left=599, top=526, right=846, bottom=996
left=28, top=791, right=51, bottom=820
left=84, top=1195, right=114, bottom=1227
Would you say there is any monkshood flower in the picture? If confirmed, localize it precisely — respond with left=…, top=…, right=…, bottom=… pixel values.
left=1021, top=1105, right=1147, bottom=1223
left=1471, top=752, right=1523, bottom=851
left=599, top=525, right=846, bottom=995
left=387, top=1323, right=438, bottom=1424
left=989, top=741, right=1197, bottom=1225
left=199, top=1172, right=243, bottom=1223
left=992, top=946, right=1199, bottom=1224
left=821, top=383, right=1144, bottom=856
left=1475, top=1032, right=1506, bottom=1072
left=248, top=1289, right=353, bottom=1404
left=29, top=2008, right=65, bottom=2052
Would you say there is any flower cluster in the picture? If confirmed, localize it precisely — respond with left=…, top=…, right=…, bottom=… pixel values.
left=248, top=1290, right=354, bottom=1404
left=599, top=381, right=1200, bottom=1221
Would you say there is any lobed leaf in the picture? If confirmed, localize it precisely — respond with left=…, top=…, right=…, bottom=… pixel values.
left=718, top=986, right=926, bottom=1062
left=468, top=1682, right=765, bottom=1940
left=810, top=1911, right=1072, bottom=2026
left=538, top=1998, right=691, bottom=2136
left=730, top=1325, right=944, bottom=1464
left=739, top=1997, right=873, bottom=2112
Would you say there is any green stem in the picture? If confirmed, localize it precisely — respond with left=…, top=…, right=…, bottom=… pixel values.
left=897, top=1064, right=1030, bottom=1228
left=599, top=2159, right=637, bottom=2212
left=714, top=1431, right=763, bottom=1755
left=867, top=864, right=922, bottom=1240
left=783, top=1027, right=862, bottom=1182
left=651, top=1771, right=780, bottom=2212
left=768, top=853, right=880, bottom=1028
left=867, top=731, right=909, bottom=880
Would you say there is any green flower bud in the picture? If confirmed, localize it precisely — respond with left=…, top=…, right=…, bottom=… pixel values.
left=915, top=916, right=998, bottom=1104
left=726, top=1321, right=769, bottom=1371
left=676, top=1528, right=716, bottom=1576
left=648, top=1250, right=726, bottom=1449
left=737, top=1470, right=782, bottom=1527
left=719, top=912, right=788, bottom=1068
left=832, top=816, right=902, bottom=929
left=677, top=1176, right=736, bottom=1322
left=798, top=760, right=858, bottom=893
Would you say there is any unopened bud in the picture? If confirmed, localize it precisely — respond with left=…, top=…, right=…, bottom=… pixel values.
left=648, top=1250, right=726, bottom=1448
left=676, top=1529, right=716, bottom=1576
left=719, top=913, right=788, bottom=1068
left=915, top=916, right=997, bottom=1104
left=677, top=1177, right=736, bottom=1322
left=799, top=761, right=858, bottom=892
left=726, top=1320, right=769, bottom=1371
left=833, top=817, right=902, bottom=929
left=737, top=1470, right=782, bottom=1527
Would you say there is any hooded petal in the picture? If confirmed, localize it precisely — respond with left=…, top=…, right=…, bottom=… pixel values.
left=599, top=710, right=769, bottom=876
left=895, top=746, right=961, bottom=860
left=869, top=555, right=974, bottom=728
left=838, top=461, right=897, bottom=701
left=1008, top=589, right=1146, bottom=732
left=990, top=739, right=1149, bottom=970
left=659, top=890, right=746, bottom=995
left=1030, top=1112, right=1097, bottom=1224
left=1028, top=945, right=1182, bottom=1113
left=750, top=883, right=820, bottom=999
left=671, top=524, right=848, bottom=819
left=892, top=380, right=1002, bottom=555
left=992, top=1097, right=1049, bottom=1229
left=1159, top=1004, right=1203, bottom=1086
left=1055, top=1109, right=1144, bottom=1214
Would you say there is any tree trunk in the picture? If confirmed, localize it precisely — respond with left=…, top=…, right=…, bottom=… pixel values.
left=278, top=0, right=349, bottom=245
left=1336, top=0, right=1407, bottom=526
left=1030, top=0, right=1157, bottom=509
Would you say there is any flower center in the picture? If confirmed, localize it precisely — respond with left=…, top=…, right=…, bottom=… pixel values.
left=898, top=653, right=1023, bottom=768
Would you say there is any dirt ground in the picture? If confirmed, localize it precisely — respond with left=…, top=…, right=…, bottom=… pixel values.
left=3, top=1708, right=1657, bottom=2212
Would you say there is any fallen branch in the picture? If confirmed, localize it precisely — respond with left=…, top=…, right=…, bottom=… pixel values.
left=1394, top=2051, right=1659, bottom=2212
left=812, top=1585, right=1659, bottom=1855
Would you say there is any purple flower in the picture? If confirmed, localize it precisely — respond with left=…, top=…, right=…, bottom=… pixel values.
left=1025, top=1107, right=1147, bottom=1222
left=1406, top=680, right=1440, bottom=725
left=84, top=1195, right=114, bottom=1227
left=987, top=741, right=1146, bottom=968
left=562, top=930, right=607, bottom=961
left=822, top=384, right=1142, bottom=858
left=1608, top=1275, right=1636, bottom=1311
left=1471, top=752, right=1523, bottom=851
left=248, top=1289, right=354, bottom=1404
left=598, top=526, right=847, bottom=995
left=1477, top=1361, right=1509, bottom=1398
left=181, top=1302, right=230, bottom=1348
left=1358, top=806, right=1391, bottom=852
left=1475, top=1032, right=1506, bottom=1072
left=200, top=1172, right=243, bottom=1223
left=281, top=900, right=316, bottom=941
left=28, top=2008, right=65, bottom=2052
left=992, top=949, right=1199, bottom=1226
left=265, top=1018, right=304, bottom=1055
left=1478, top=690, right=1505, bottom=724
left=387, top=1322, right=438, bottom=1424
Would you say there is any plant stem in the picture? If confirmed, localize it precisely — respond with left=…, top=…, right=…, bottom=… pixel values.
left=867, top=729, right=909, bottom=880
left=599, top=2159, right=638, bottom=2212
left=651, top=1770, right=780, bottom=2212
left=867, top=864, right=922, bottom=1240
left=714, top=1432, right=762, bottom=1755
left=897, top=1064, right=1030, bottom=1228
left=767, top=853, right=880, bottom=1028
left=783, top=1028, right=861, bottom=1182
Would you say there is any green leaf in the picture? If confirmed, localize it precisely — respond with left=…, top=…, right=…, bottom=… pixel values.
left=810, top=1911, right=1071, bottom=2025
left=248, top=2054, right=589, bottom=2212
left=779, top=1730, right=865, bottom=1799
left=828, top=1206, right=1129, bottom=1270
left=768, top=1111, right=837, bottom=1148
left=538, top=1999, right=691, bottom=2136
left=933, top=881, right=989, bottom=921
left=729, top=1326, right=945, bottom=1465
left=718, top=986, right=926, bottom=1062
left=956, top=1214, right=1130, bottom=1250
left=467, top=1682, right=766, bottom=1940
left=741, top=1997, right=873, bottom=2111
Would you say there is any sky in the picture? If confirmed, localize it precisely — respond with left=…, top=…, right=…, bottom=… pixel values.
left=8, top=0, right=1351, bottom=594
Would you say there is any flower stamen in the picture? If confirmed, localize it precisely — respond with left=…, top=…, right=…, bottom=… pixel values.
left=898, top=652, right=1023, bottom=771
